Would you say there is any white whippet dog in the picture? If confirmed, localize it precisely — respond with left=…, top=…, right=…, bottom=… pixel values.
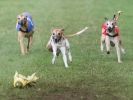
left=46, top=27, right=88, bottom=67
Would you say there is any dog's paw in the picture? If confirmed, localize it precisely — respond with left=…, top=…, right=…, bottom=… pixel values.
left=65, top=65, right=69, bottom=68
left=21, top=53, right=25, bottom=56
left=121, top=49, right=126, bottom=54
left=52, top=59, right=55, bottom=64
left=118, top=61, right=122, bottom=63
left=65, top=66, right=69, bottom=68
left=107, top=51, right=110, bottom=54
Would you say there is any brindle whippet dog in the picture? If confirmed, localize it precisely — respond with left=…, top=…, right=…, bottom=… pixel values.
left=16, top=12, right=34, bottom=55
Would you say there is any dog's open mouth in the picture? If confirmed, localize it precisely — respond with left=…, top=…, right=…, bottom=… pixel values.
left=18, top=18, right=27, bottom=26
left=54, top=39, right=58, bottom=43
left=108, top=27, right=113, bottom=32
left=53, top=37, right=61, bottom=43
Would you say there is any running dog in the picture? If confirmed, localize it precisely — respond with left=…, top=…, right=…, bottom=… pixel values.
left=16, top=12, right=34, bottom=55
left=101, top=11, right=125, bottom=63
left=46, top=27, right=88, bottom=68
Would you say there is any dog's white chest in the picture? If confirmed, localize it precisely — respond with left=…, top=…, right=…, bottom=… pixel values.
left=108, top=32, right=114, bottom=36
left=56, top=40, right=66, bottom=47
left=51, top=39, right=67, bottom=48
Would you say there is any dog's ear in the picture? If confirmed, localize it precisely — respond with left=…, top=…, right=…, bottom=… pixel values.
left=113, top=14, right=116, bottom=20
left=17, top=15, right=21, bottom=20
left=14, top=71, right=18, bottom=78
left=51, top=28, right=54, bottom=33
left=104, top=17, right=108, bottom=21
left=60, top=29, right=64, bottom=35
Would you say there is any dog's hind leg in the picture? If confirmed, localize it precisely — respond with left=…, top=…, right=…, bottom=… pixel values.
left=119, top=40, right=125, bottom=54
left=66, top=49, right=72, bottom=63
left=115, top=37, right=122, bottom=63
left=120, top=47, right=125, bottom=54
left=65, top=40, right=72, bottom=62
left=60, top=47, right=68, bottom=68
left=56, top=49, right=61, bottom=56
left=68, top=50, right=72, bottom=63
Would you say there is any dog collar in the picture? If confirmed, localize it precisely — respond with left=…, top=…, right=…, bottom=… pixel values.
left=19, top=28, right=28, bottom=33
left=107, top=33, right=119, bottom=37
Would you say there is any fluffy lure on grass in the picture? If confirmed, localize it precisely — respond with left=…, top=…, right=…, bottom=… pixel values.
left=14, top=71, right=39, bottom=88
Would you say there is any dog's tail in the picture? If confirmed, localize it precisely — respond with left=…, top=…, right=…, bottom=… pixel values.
left=65, top=27, right=88, bottom=38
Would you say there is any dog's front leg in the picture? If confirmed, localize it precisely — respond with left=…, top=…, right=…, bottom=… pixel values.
left=101, top=34, right=105, bottom=52
left=65, top=40, right=72, bottom=62
left=27, top=35, right=33, bottom=52
left=27, top=37, right=30, bottom=53
left=52, top=45, right=57, bottom=64
left=68, top=49, right=72, bottom=63
left=105, top=36, right=110, bottom=54
left=18, top=32, right=25, bottom=55
left=114, top=37, right=122, bottom=63
left=119, top=40, right=125, bottom=54
left=60, top=47, right=68, bottom=68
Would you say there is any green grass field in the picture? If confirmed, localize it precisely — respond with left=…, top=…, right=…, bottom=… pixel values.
left=0, top=0, right=133, bottom=100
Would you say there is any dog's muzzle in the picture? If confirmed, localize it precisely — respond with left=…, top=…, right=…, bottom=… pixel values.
left=18, top=20, right=22, bottom=25
left=53, top=37, right=58, bottom=43
left=18, top=20, right=27, bottom=26
left=108, top=27, right=113, bottom=32
left=53, top=37, right=61, bottom=43
left=18, top=20, right=24, bottom=26
left=54, top=38, right=58, bottom=43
